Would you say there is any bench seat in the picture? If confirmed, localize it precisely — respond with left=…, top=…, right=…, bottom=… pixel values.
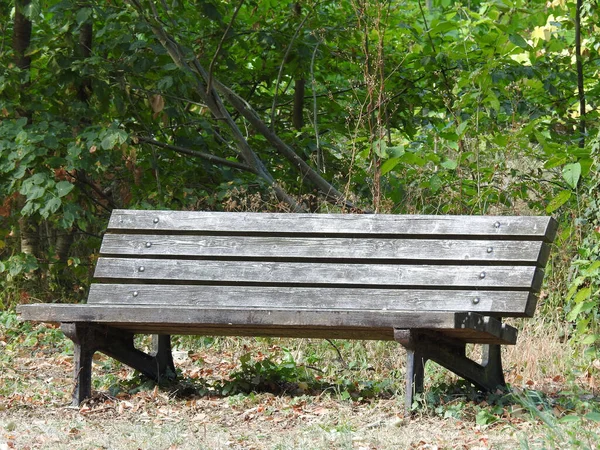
left=17, top=305, right=517, bottom=343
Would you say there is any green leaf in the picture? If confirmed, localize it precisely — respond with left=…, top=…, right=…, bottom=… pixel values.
left=562, top=162, right=581, bottom=189
left=76, top=8, right=92, bottom=25
left=39, top=197, right=61, bottom=219
left=56, top=181, right=74, bottom=198
left=573, top=287, right=591, bottom=304
left=372, top=140, right=387, bottom=158
left=585, top=412, right=600, bottom=422
left=101, top=133, right=117, bottom=150
left=44, top=134, right=59, bottom=149
left=386, top=145, right=405, bottom=158
left=545, top=190, right=571, bottom=213
left=456, top=121, right=468, bottom=136
left=581, top=334, right=598, bottom=345
left=401, top=153, right=426, bottom=167
left=429, top=175, right=442, bottom=193
left=21, top=185, right=45, bottom=201
left=509, top=34, right=530, bottom=49
left=567, top=301, right=595, bottom=321
left=558, top=415, right=581, bottom=424
left=441, top=159, right=457, bottom=170
left=544, top=156, right=568, bottom=169
left=476, top=409, right=498, bottom=426
left=485, top=93, right=500, bottom=112
left=381, top=157, right=401, bottom=175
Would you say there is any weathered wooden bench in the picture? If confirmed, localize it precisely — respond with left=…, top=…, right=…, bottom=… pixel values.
left=18, top=210, right=556, bottom=411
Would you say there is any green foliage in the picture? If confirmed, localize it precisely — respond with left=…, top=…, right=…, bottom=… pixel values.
left=220, top=350, right=315, bottom=396
left=0, top=311, right=70, bottom=356
left=564, top=142, right=600, bottom=355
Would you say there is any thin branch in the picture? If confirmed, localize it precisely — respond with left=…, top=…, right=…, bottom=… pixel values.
left=326, top=339, right=349, bottom=369
left=207, top=0, right=245, bottom=94
left=135, top=136, right=257, bottom=173
left=575, top=0, right=586, bottom=148
left=310, top=40, right=323, bottom=172
left=70, top=170, right=118, bottom=210
left=214, top=79, right=356, bottom=208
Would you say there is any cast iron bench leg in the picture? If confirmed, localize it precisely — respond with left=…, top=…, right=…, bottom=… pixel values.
left=151, top=334, right=176, bottom=379
left=395, top=329, right=506, bottom=415
left=62, top=323, right=96, bottom=406
left=404, top=347, right=428, bottom=413
left=62, top=324, right=176, bottom=406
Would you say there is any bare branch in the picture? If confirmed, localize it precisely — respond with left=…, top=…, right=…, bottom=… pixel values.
left=214, top=80, right=355, bottom=209
left=135, top=136, right=257, bottom=173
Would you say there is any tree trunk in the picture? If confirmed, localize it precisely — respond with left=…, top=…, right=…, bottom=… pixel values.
left=292, top=78, right=305, bottom=130
left=13, top=0, right=40, bottom=262
left=13, top=0, right=32, bottom=71
left=77, top=20, right=93, bottom=103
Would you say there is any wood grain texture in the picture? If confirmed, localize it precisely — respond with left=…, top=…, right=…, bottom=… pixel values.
left=86, top=284, right=535, bottom=316
left=100, top=234, right=547, bottom=265
left=16, top=305, right=517, bottom=344
left=107, top=210, right=557, bottom=242
left=93, top=257, right=540, bottom=289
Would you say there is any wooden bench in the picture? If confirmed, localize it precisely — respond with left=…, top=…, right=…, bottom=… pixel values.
left=18, top=210, right=557, bottom=411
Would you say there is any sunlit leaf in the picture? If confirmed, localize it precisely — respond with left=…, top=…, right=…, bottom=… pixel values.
left=562, top=162, right=581, bottom=189
left=545, top=190, right=571, bottom=213
left=381, top=157, right=401, bottom=175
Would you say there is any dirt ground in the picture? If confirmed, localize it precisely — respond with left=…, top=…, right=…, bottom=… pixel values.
left=0, top=395, right=535, bottom=450
left=2, top=340, right=590, bottom=450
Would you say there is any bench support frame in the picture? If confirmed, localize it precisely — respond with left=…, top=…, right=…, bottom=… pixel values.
left=395, top=329, right=505, bottom=412
left=61, top=324, right=176, bottom=406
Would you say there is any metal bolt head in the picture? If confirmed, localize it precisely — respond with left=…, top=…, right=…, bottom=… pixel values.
left=479, top=271, right=486, bottom=279
left=487, top=247, right=493, bottom=253
left=145, top=242, right=152, bottom=248
left=133, top=291, right=139, bottom=297
left=139, top=266, right=145, bottom=272
left=494, top=221, right=501, bottom=228
left=153, top=217, right=159, bottom=224
left=473, top=297, right=480, bottom=304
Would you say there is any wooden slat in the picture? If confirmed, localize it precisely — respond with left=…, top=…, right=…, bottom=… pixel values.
left=16, top=305, right=517, bottom=344
left=93, top=257, right=540, bottom=289
left=107, top=210, right=557, bottom=241
left=100, top=234, right=547, bottom=265
left=86, top=284, right=535, bottom=317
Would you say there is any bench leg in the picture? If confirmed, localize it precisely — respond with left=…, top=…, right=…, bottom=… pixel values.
left=94, top=329, right=177, bottom=383
left=404, top=348, right=428, bottom=412
left=61, top=325, right=177, bottom=405
left=61, top=323, right=97, bottom=406
left=395, top=329, right=506, bottom=414
left=150, top=334, right=176, bottom=380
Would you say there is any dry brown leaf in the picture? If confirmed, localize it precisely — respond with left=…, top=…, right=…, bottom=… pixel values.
left=150, top=94, right=164, bottom=114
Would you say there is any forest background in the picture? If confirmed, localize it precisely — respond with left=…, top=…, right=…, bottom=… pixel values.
left=1, top=0, right=600, bottom=447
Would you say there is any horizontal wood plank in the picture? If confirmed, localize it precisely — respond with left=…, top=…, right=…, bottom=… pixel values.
left=100, top=234, right=547, bottom=265
left=16, top=305, right=517, bottom=344
left=93, top=257, right=540, bottom=289
left=86, top=284, right=535, bottom=317
left=107, top=210, right=557, bottom=242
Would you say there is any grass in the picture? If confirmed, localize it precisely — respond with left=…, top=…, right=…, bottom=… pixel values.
left=2, top=309, right=600, bottom=449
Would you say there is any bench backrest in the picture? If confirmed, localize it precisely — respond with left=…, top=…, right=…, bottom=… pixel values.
left=87, top=210, right=557, bottom=318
